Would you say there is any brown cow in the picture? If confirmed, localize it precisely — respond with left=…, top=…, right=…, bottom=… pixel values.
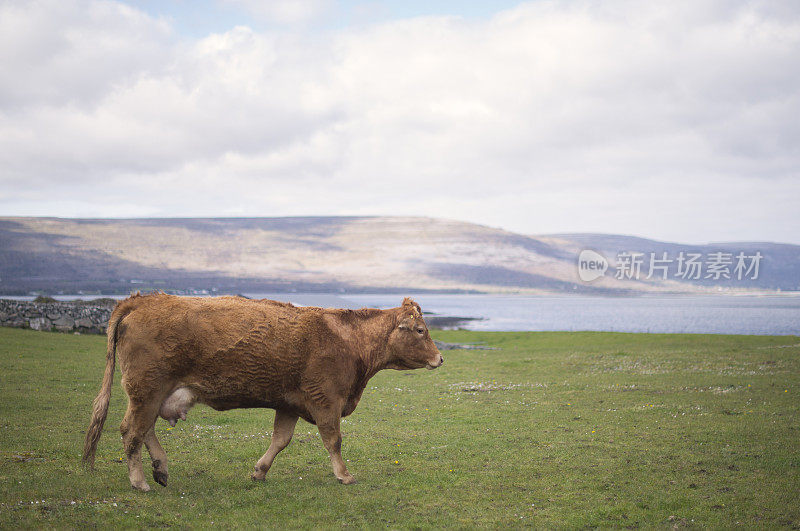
left=82, top=293, right=443, bottom=491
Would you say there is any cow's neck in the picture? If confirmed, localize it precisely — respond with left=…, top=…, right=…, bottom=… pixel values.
left=359, top=310, right=396, bottom=379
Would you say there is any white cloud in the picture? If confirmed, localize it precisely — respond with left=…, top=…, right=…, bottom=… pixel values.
left=0, top=0, right=172, bottom=109
left=221, top=0, right=332, bottom=25
left=1, top=0, right=799, bottom=243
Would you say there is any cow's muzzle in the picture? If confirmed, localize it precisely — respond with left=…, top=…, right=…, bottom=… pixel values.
left=427, top=354, right=444, bottom=370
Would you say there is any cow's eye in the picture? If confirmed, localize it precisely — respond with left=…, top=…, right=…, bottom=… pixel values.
left=416, top=327, right=425, bottom=335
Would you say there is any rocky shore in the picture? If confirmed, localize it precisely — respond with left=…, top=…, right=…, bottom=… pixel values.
left=0, top=298, right=114, bottom=334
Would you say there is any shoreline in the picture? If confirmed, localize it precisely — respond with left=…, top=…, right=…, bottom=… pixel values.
left=1, top=293, right=798, bottom=336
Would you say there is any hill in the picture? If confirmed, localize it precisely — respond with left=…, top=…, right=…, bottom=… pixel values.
left=0, top=217, right=797, bottom=295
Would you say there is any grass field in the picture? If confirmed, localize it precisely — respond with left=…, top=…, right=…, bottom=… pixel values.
left=0, top=327, right=798, bottom=528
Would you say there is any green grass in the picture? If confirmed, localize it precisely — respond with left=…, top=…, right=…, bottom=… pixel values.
left=1, top=327, right=799, bottom=528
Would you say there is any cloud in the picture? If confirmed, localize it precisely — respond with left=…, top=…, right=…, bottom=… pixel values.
left=221, top=0, right=332, bottom=25
left=1, top=0, right=799, bottom=243
left=0, top=0, right=172, bottom=109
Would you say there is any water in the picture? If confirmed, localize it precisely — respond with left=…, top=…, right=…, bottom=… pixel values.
left=4, top=293, right=798, bottom=335
left=345, top=294, right=800, bottom=336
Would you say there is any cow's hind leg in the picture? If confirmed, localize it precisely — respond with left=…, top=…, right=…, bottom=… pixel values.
left=144, top=427, right=169, bottom=487
left=251, top=410, right=298, bottom=481
left=120, top=400, right=160, bottom=492
left=317, top=415, right=356, bottom=485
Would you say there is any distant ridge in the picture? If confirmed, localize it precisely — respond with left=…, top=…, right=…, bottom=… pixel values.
left=1, top=217, right=797, bottom=295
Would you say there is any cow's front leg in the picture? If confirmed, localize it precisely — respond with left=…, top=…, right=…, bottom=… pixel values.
left=317, top=416, right=355, bottom=484
left=251, top=410, right=298, bottom=481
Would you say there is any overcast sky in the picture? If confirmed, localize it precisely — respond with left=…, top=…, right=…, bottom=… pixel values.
left=1, top=0, right=798, bottom=244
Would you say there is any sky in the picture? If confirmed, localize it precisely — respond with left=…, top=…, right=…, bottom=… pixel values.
left=1, top=0, right=799, bottom=244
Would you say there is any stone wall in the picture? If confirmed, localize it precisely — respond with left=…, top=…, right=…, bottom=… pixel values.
left=0, top=299, right=114, bottom=334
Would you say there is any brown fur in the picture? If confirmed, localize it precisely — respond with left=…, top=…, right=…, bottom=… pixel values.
left=82, top=293, right=442, bottom=490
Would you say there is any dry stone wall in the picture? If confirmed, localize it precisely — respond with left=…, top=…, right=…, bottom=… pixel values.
left=0, top=299, right=113, bottom=334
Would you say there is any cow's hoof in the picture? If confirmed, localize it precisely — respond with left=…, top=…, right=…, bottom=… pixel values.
left=153, top=469, right=168, bottom=487
left=131, top=481, right=151, bottom=492
left=338, top=475, right=357, bottom=485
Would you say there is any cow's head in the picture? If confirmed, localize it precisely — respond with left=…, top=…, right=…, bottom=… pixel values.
left=386, top=298, right=444, bottom=370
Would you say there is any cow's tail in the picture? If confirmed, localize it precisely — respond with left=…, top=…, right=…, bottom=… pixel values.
left=82, top=301, right=130, bottom=468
